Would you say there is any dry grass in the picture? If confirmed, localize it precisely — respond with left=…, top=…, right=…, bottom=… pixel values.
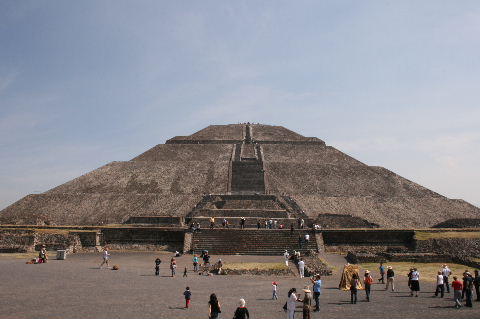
left=415, top=231, right=480, bottom=240
left=359, top=262, right=472, bottom=282
left=223, top=262, right=288, bottom=271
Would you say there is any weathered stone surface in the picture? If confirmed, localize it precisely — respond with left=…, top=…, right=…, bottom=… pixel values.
left=1, top=123, right=479, bottom=228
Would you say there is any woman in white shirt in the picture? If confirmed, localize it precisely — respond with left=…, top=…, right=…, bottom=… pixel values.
left=287, top=288, right=298, bottom=319
left=410, top=268, right=420, bottom=297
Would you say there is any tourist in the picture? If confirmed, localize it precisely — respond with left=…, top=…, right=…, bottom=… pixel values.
left=298, top=258, right=305, bottom=278
left=284, top=250, right=290, bottom=266
left=378, top=262, right=385, bottom=284
left=300, top=219, right=305, bottom=229
left=452, top=276, right=463, bottom=308
left=193, top=254, right=199, bottom=272
left=350, top=273, right=359, bottom=304
left=462, top=270, right=468, bottom=299
left=385, top=266, right=395, bottom=291
left=196, top=222, right=201, bottom=231
left=298, top=286, right=312, bottom=319
left=464, top=271, right=474, bottom=307
left=442, top=264, right=452, bottom=293
left=268, top=219, right=273, bottom=229
left=304, top=233, right=310, bottom=246
left=184, top=286, right=191, bottom=308
left=407, top=268, right=414, bottom=289
left=286, top=288, right=298, bottom=319
left=222, top=218, right=227, bottom=228
left=210, top=217, right=215, bottom=229
left=310, top=275, right=322, bottom=312
left=257, top=220, right=261, bottom=229
left=208, top=293, right=221, bottom=319
left=434, top=271, right=444, bottom=297
left=474, top=270, right=480, bottom=301
left=39, top=245, right=48, bottom=263
left=298, top=235, right=303, bottom=249
left=410, top=268, right=420, bottom=297
left=232, top=298, right=249, bottom=319
left=154, top=257, right=161, bottom=276
left=240, top=217, right=246, bottom=229
left=170, top=257, right=177, bottom=277
left=99, top=247, right=110, bottom=269
left=175, top=250, right=181, bottom=257
left=216, top=259, right=223, bottom=275
left=183, top=266, right=188, bottom=277
left=364, top=270, right=373, bottom=301
left=272, top=281, right=279, bottom=300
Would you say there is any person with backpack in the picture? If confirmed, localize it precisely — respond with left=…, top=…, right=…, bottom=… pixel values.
left=364, top=270, right=373, bottom=301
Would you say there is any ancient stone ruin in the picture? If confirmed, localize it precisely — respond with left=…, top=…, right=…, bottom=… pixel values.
left=1, top=123, right=479, bottom=256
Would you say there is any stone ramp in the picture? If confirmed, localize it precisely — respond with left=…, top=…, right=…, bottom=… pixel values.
left=191, top=229, right=317, bottom=255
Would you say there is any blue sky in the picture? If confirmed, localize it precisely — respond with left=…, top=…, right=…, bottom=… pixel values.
left=1, top=0, right=479, bottom=209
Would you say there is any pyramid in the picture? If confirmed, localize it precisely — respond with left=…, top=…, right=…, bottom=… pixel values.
left=1, top=124, right=479, bottom=228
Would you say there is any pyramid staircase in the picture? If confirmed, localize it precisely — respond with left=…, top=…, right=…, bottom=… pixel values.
left=191, top=229, right=317, bottom=255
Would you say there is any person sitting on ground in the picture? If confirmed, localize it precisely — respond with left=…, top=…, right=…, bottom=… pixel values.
left=233, top=298, right=249, bottom=319
left=216, top=259, right=223, bottom=275
left=39, top=245, right=48, bottom=263
left=175, top=251, right=181, bottom=257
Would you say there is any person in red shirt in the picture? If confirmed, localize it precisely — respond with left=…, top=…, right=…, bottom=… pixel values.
left=452, top=276, right=463, bottom=309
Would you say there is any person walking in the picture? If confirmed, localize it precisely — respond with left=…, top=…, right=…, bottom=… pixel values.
left=183, top=266, right=188, bottom=277
left=287, top=288, right=298, bottom=319
left=298, top=258, right=305, bottom=278
left=452, top=276, right=463, bottom=308
left=364, top=270, right=373, bottom=301
left=208, top=293, right=221, bottom=319
left=99, top=247, right=110, bottom=269
left=170, top=257, right=177, bottom=277
left=232, top=298, right=249, bottom=319
left=474, top=270, right=480, bottom=301
left=154, top=257, right=161, bottom=276
left=272, top=281, right=279, bottom=300
left=193, top=255, right=199, bottom=272
left=310, top=275, right=322, bottom=312
left=304, top=233, right=310, bottom=247
left=184, top=287, right=191, bottom=308
left=350, top=273, right=359, bottom=304
left=378, top=262, right=385, bottom=284
left=434, top=271, right=444, bottom=298
left=240, top=217, right=246, bottom=229
left=410, top=268, right=420, bottom=297
left=298, top=286, right=312, bottom=319
left=442, top=264, right=452, bottom=293
left=385, top=266, right=395, bottom=291
left=210, top=217, right=215, bottom=229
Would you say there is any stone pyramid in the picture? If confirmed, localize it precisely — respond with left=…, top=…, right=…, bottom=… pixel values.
left=1, top=124, right=479, bottom=228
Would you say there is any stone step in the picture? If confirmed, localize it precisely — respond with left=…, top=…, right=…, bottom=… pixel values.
left=195, top=209, right=289, bottom=218
left=191, top=229, right=318, bottom=255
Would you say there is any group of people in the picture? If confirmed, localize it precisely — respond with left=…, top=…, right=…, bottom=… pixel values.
left=376, top=262, right=480, bottom=308
left=183, top=290, right=250, bottom=319
left=285, top=275, right=322, bottom=319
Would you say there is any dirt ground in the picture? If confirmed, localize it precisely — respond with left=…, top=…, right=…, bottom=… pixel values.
left=0, top=251, right=478, bottom=319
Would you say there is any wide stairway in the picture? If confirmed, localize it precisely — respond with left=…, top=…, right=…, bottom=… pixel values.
left=191, top=229, right=317, bottom=255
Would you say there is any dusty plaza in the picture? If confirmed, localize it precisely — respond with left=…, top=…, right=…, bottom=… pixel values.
left=0, top=251, right=479, bottom=319
left=1, top=124, right=480, bottom=319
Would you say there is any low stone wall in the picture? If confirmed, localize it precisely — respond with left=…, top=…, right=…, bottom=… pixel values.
left=0, top=229, right=35, bottom=252
left=125, top=216, right=184, bottom=225
left=346, top=251, right=452, bottom=264
left=101, top=228, right=184, bottom=251
left=415, top=237, right=480, bottom=258
left=322, top=230, right=415, bottom=248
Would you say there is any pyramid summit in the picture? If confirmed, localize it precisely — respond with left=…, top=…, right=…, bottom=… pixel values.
left=1, top=123, right=479, bottom=228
